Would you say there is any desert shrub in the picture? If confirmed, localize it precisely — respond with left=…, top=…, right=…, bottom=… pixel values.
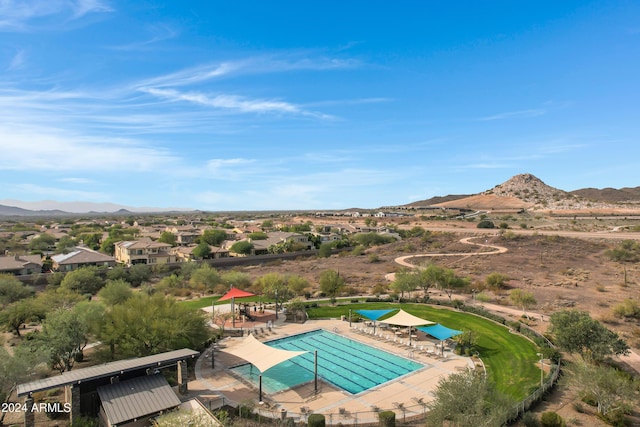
left=522, top=412, right=540, bottom=427
left=612, top=299, right=640, bottom=319
left=308, top=413, right=325, bottom=427
left=600, top=407, right=632, bottom=427
left=540, top=411, right=566, bottom=427
left=318, top=243, right=333, bottom=258
left=477, top=220, right=495, bottom=229
left=572, top=402, right=584, bottom=413
left=378, top=410, right=395, bottom=427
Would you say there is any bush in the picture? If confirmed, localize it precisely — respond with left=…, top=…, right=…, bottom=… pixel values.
left=522, top=411, right=540, bottom=427
left=600, top=408, right=631, bottom=427
left=378, top=410, right=395, bottom=427
left=477, top=220, right=496, bottom=229
left=308, top=413, right=325, bottom=427
left=540, top=411, right=566, bottom=427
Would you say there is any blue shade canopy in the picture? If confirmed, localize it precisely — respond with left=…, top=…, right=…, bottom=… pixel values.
left=416, top=324, right=463, bottom=341
left=355, top=309, right=397, bottom=321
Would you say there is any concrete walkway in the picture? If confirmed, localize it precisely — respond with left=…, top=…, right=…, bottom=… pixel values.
left=191, top=316, right=473, bottom=424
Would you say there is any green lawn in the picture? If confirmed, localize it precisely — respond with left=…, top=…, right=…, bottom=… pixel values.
left=307, top=302, right=541, bottom=400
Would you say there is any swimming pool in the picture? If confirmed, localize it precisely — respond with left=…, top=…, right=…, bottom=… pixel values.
left=230, top=329, right=422, bottom=394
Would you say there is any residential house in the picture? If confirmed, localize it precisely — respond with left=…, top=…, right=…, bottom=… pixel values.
left=50, top=246, right=116, bottom=272
left=114, top=238, right=176, bottom=265
left=0, top=254, right=43, bottom=275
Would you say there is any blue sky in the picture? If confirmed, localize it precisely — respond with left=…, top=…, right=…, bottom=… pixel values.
left=1, top=1, right=639, bottom=211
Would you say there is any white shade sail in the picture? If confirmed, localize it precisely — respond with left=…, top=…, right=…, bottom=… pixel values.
left=383, top=309, right=435, bottom=327
left=221, top=334, right=307, bottom=373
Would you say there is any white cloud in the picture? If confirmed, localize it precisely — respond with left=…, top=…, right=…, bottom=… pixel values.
left=7, top=49, right=26, bottom=71
left=0, top=124, right=179, bottom=172
left=477, top=109, right=546, bottom=121
left=134, top=54, right=360, bottom=88
left=140, top=87, right=333, bottom=118
left=14, top=183, right=108, bottom=201
left=0, top=0, right=112, bottom=30
left=58, top=177, right=96, bottom=184
left=109, top=23, right=179, bottom=51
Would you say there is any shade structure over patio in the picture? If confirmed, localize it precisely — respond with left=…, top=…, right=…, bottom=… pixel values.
left=221, top=334, right=306, bottom=400
left=218, top=287, right=256, bottom=328
left=416, top=323, right=463, bottom=355
left=355, top=309, right=397, bottom=333
left=383, top=309, right=435, bottom=344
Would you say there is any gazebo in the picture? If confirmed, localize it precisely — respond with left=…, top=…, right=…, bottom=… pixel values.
left=382, top=309, right=435, bottom=344
left=221, top=334, right=307, bottom=401
left=218, top=287, right=256, bottom=327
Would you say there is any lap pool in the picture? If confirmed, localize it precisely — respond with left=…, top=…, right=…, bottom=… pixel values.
left=230, top=329, right=423, bottom=394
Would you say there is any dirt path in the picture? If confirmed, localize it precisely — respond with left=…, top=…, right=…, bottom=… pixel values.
left=389, top=236, right=640, bottom=374
left=386, top=236, right=508, bottom=280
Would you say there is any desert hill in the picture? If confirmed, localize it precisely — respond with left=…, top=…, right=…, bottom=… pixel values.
left=570, top=186, right=640, bottom=203
left=407, top=173, right=640, bottom=212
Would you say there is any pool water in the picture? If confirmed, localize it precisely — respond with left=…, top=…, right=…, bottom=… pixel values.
left=230, top=329, right=422, bottom=394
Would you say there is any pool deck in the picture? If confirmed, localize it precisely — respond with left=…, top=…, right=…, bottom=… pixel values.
left=190, top=313, right=476, bottom=424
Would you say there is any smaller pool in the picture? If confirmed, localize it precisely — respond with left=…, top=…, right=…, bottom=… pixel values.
left=230, top=329, right=422, bottom=394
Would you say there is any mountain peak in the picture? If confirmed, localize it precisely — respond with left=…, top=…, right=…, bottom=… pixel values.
left=484, top=173, right=569, bottom=205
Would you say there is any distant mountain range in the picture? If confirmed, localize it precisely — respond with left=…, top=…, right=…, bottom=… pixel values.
left=2, top=175, right=639, bottom=216
left=0, top=199, right=193, bottom=217
left=402, top=173, right=640, bottom=211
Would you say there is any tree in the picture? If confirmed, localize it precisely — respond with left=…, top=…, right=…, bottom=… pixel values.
left=439, top=268, right=470, bottom=301
left=28, top=233, right=56, bottom=252
left=509, top=289, right=537, bottom=318
left=191, top=241, right=212, bottom=259
left=0, top=345, right=47, bottom=425
left=0, top=274, right=33, bottom=307
left=419, top=263, right=444, bottom=295
left=98, top=279, right=133, bottom=306
left=230, top=240, right=253, bottom=255
left=127, top=264, right=151, bottom=287
left=548, top=310, right=630, bottom=361
left=36, top=308, right=90, bottom=373
left=426, top=370, right=513, bottom=427
left=189, top=264, right=221, bottom=292
left=568, top=361, right=637, bottom=419
left=200, top=229, right=228, bottom=246
left=220, top=271, right=252, bottom=290
left=158, top=231, right=177, bottom=246
left=319, top=269, right=346, bottom=304
left=0, top=299, right=40, bottom=337
left=255, top=273, right=293, bottom=312
left=391, top=268, right=420, bottom=299
left=60, top=266, right=105, bottom=295
left=55, top=235, right=77, bottom=253
left=99, top=293, right=210, bottom=359
left=286, top=274, right=309, bottom=296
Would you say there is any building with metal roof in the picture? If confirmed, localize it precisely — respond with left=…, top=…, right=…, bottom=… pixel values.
left=17, top=348, right=199, bottom=427
left=97, top=374, right=180, bottom=426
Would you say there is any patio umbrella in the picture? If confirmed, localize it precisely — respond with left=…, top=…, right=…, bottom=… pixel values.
left=218, top=287, right=256, bottom=327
